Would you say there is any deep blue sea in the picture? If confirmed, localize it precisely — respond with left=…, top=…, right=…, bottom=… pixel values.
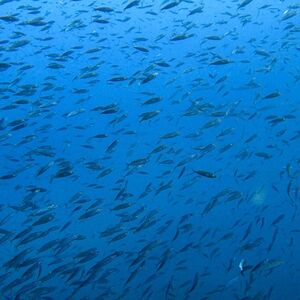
left=0, top=0, right=299, bottom=299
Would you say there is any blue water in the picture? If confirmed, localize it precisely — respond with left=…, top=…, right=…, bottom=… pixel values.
left=0, top=0, right=299, bottom=299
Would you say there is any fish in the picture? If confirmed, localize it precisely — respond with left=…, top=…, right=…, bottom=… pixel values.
left=134, top=46, right=149, bottom=53
left=188, top=6, right=203, bottom=16
left=170, top=33, right=194, bottom=41
left=141, top=72, right=158, bottom=84
left=94, top=6, right=114, bottom=13
left=238, top=0, right=255, bottom=9
left=194, top=169, right=217, bottom=178
left=282, top=10, right=297, bottom=21
left=209, top=59, right=232, bottom=65
left=124, top=0, right=140, bottom=10
left=139, top=110, right=160, bottom=122
left=161, top=1, right=180, bottom=11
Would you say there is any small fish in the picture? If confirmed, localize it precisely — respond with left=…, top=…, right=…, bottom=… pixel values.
left=141, top=72, right=158, bottom=84
left=161, top=1, right=180, bottom=11
left=0, top=62, right=11, bottom=71
left=139, top=110, right=160, bottom=122
left=170, top=34, right=193, bottom=41
left=188, top=6, right=203, bottom=16
left=282, top=10, right=297, bottom=21
left=134, top=46, right=149, bottom=53
left=109, top=76, right=128, bottom=82
left=238, top=0, right=254, bottom=9
left=32, top=214, right=55, bottom=226
left=263, top=91, right=281, bottom=99
left=0, top=173, right=16, bottom=180
left=194, top=169, right=217, bottom=178
left=209, top=59, right=232, bottom=65
left=94, top=6, right=114, bottom=12
left=124, top=0, right=140, bottom=10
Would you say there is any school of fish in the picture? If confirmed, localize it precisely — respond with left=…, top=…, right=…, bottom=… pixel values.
left=0, top=0, right=299, bottom=299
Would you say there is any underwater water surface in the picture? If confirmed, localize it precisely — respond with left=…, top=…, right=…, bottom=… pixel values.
left=0, top=0, right=300, bottom=299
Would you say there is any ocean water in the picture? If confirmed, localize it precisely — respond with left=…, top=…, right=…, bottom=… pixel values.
left=0, top=0, right=299, bottom=299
